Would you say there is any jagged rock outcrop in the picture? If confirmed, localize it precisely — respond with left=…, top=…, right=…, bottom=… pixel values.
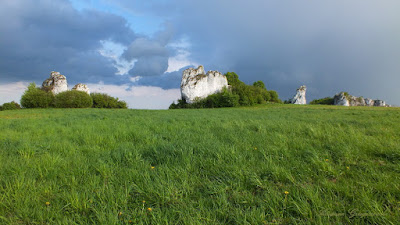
left=289, top=85, right=307, bottom=104
left=333, top=92, right=387, bottom=107
left=42, top=71, right=68, bottom=95
left=333, top=92, right=350, bottom=106
left=181, top=65, right=228, bottom=103
left=364, top=98, right=374, bottom=106
left=374, top=100, right=386, bottom=107
left=72, top=83, right=90, bottom=94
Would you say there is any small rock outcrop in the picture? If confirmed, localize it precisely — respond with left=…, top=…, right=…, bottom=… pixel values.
left=181, top=65, right=228, bottom=103
left=333, top=92, right=387, bottom=107
left=289, top=85, right=307, bottom=104
left=374, top=100, right=386, bottom=107
left=42, top=71, right=68, bottom=95
left=333, top=92, right=350, bottom=106
left=72, top=83, right=90, bottom=94
left=364, top=98, right=374, bottom=106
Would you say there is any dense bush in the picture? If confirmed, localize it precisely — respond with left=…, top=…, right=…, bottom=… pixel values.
left=310, top=97, right=334, bottom=105
left=170, top=88, right=240, bottom=109
left=54, top=90, right=93, bottom=108
left=170, top=72, right=281, bottom=109
left=91, top=93, right=128, bottom=109
left=0, top=101, right=21, bottom=111
left=20, top=83, right=55, bottom=108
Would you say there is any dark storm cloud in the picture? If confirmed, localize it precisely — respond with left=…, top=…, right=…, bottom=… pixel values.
left=134, top=66, right=190, bottom=90
left=110, top=0, right=400, bottom=105
left=123, top=23, right=174, bottom=77
left=0, top=0, right=135, bottom=85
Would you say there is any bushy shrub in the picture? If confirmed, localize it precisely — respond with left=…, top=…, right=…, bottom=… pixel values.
left=54, top=90, right=93, bottom=108
left=268, top=90, right=281, bottom=103
left=196, top=88, right=240, bottom=108
left=0, top=101, right=21, bottom=111
left=21, top=83, right=55, bottom=108
left=91, top=93, right=128, bottom=109
left=310, top=97, right=334, bottom=105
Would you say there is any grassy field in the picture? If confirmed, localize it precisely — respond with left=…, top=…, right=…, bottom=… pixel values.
left=0, top=105, right=399, bottom=224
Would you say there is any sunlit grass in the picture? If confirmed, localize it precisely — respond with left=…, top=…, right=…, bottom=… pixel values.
left=0, top=105, right=399, bottom=224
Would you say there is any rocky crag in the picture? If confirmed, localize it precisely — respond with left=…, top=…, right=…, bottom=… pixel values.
left=333, top=92, right=388, bottom=107
left=41, top=71, right=90, bottom=95
left=181, top=66, right=228, bottom=103
left=42, top=71, right=68, bottom=95
left=72, top=83, right=90, bottom=94
left=289, top=85, right=307, bottom=104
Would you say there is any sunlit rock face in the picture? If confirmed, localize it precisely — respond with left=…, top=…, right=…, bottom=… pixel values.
left=333, top=92, right=387, bottom=107
left=333, top=92, right=350, bottom=106
left=42, top=71, right=68, bottom=95
left=364, top=98, right=374, bottom=106
left=289, top=85, right=307, bottom=104
left=72, top=83, right=90, bottom=94
left=374, top=100, right=386, bottom=107
left=180, top=65, right=228, bottom=103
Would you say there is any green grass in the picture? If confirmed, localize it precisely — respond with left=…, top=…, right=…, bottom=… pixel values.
left=0, top=105, right=399, bottom=224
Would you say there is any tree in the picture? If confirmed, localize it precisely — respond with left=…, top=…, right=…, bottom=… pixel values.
left=1, top=101, right=21, bottom=111
left=54, top=90, right=93, bottom=108
left=253, top=81, right=266, bottom=89
left=20, top=83, right=54, bottom=108
left=91, top=93, right=128, bottom=109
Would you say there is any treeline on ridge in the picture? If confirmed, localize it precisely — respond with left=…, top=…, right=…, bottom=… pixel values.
left=170, top=72, right=281, bottom=109
left=12, top=83, right=128, bottom=109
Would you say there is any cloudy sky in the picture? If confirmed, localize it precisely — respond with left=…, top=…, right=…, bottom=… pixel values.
left=1, top=0, right=399, bottom=108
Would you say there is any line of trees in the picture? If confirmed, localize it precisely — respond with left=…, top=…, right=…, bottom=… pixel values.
left=16, top=83, right=127, bottom=109
left=170, top=72, right=281, bottom=109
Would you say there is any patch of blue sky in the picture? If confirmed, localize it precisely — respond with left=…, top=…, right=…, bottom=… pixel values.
left=69, top=0, right=163, bottom=36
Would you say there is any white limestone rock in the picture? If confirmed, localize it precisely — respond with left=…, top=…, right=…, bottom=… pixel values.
left=42, top=71, right=68, bottom=95
left=333, top=92, right=350, bottom=106
left=334, top=92, right=388, bottom=107
left=374, top=100, right=386, bottom=107
left=180, top=65, right=228, bottom=103
left=348, top=96, right=366, bottom=106
left=364, top=98, right=374, bottom=106
left=289, top=85, right=307, bottom=104
left=72, top=83, right=90, bottom=94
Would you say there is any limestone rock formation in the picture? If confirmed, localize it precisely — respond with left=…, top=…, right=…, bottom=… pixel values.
left=333, top=92, right=350, bottom=106
left=333, top=92, right=387, bottom=107
left=181, top=65, right=228, bottom=103
left=374, top=100, right=386, bottom=107
left=364, top=98, right=374, bottom=106
left=42, top=71, right=68, bottom=95
left=289, top=85, right=307, bottom=104
left=72, top=83, right=90, bottom=94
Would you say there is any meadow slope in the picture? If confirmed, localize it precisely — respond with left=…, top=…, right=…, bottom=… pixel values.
left=0, top=105, right=399, bottom=224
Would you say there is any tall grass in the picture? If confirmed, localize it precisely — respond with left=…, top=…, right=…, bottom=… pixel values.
left=0, top=105, right=399, bottom=224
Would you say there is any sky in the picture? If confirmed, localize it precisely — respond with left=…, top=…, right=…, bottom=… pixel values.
left=1, top=0, right=399, bottom=108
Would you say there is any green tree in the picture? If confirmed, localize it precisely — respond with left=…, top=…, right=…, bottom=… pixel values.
left=54, top=90, right=93, bottom=108
left=91, top=93, right=128, bottom=109
left=20, top=83, right=54, bottom=108
left=253, top=81, right=266, bottom=89
left=1, top=101, right=21, bottom=111
left=310, top=97, right=334, bottom=105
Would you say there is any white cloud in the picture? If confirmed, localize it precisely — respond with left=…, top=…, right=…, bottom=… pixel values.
left=98, top=40, right=135, bottom=75
left=89, top=83, right=180, bottom=109
left=166, top=37, right=198, bottom=73
left=0, top=81, right=28, bottom=105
